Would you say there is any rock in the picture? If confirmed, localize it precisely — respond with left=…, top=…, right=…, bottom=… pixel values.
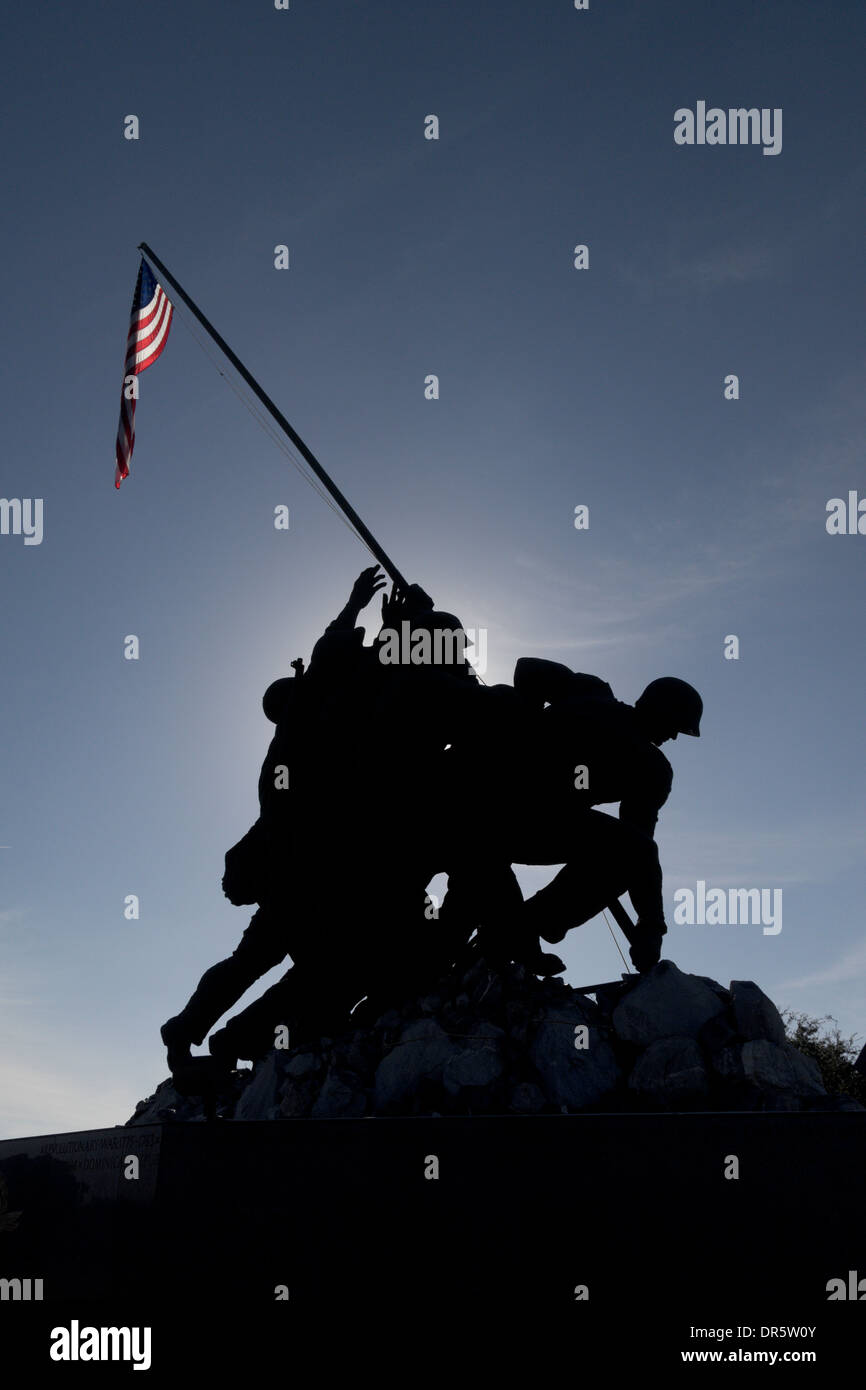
left=741, top=1041, right=826, bottom=1097
left=509, top=1081, right=546, bottom=1113
left=730, top=980, right=787, bottom=1044
left=438, top=1022, right=505, bottom=1097
left=279, top=1077, right=318, bottom=1118
left=711, top=1045, right=745, bottom=1082
left=441, top=1003, right=470, bottom=1032
left=762, top=1093, right=802, bottom=1112
left=463, top=1019, right=505, bottom=1047
left=284, top=1051, right=320, bottom=1080
left=127, top=952, right=835, bottom=1123
left=373, top=1019, right=460, bottom=1110
left=529, top=1005, right=619, bottom=1109
left=341, top=1032, right=377, bottom=1078
left=591, top=980, right=636, bottom=1015
left=628, top=1037, right=709, bottom=1108
left=234, top=1053, right=285, bottom=1121
left=419, top=993, right=445, bottom=1015
left=693, top=975, right=732, bottom=1001
left=127, top=1078, right=191, bottom=1125
left=505, top=1001, right=530, bottom=1044
left=475, top=973, right=503, bottom=1009
left=612, top=961, right=727, bottom=1046
left=504, top=963, right=527, bottom=989
left=462, top=958, right=489, bottom=993
left=374, top=1010, right=402, bottom=1031
left=699, top=1012, right=739, bottom=1053
left=312, top=1070, right=367, bottom=1118
left=568, top=992, right=603, bottom=1024
left=443, top=1046, right=503, bottom=1095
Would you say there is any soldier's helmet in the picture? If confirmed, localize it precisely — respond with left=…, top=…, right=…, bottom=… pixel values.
left=411, top=611, right=473, bottom=675
left=376, top=609, right=474, bottom=676
left=409, top=610, right=464, bottom=637
left=635, top=677, right=702, bottom=739
left=262, top=676, right=298, bottom=724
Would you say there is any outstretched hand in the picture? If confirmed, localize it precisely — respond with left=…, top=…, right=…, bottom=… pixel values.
left=381, top=582, right=406, bottom=627
left=381, top=580, right=434, bottom=626
left=350, top=565, right=388, bottom=611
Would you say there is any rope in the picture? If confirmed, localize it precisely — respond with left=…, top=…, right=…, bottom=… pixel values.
left=172, top=300, right=372, bottom=551
left=601, top=907, right=632, bottom=973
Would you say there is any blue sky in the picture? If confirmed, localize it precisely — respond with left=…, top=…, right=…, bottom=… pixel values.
left=1, top=0, right=864, bottom=1137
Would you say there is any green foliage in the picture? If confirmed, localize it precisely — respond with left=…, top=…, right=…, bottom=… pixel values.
left=782, top=1010, right=866, bottom=1106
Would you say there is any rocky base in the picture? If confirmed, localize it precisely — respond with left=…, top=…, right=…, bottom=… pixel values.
left=128, top=958, right=863, bottom=1124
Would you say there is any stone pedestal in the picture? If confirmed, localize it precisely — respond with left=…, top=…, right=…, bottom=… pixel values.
left=1, top=1114, right=864, bottom=1368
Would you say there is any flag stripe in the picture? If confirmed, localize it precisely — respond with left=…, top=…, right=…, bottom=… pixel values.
left=127, top=301, right=172, bottom=370
left=125, top=291, right=172, bottom=368
left=136, top=287, right=164, bottom=330
left=115, top=259, right=173, bottom=488
left=128, top=286, right=169, bottom=348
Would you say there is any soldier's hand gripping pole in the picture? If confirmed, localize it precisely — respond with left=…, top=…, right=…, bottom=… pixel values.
left=607, top=899, right=664, bottom=974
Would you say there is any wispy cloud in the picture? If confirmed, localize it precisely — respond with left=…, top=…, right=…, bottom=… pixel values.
left=619, top=162, right=866, bottom=303
left=779, top=936, right=866, bottom=993
left=621, top=243, right=778, bottom=299
left=665, top=817, right=866, bottom=890
left=486, top=547, right=756, bottom=663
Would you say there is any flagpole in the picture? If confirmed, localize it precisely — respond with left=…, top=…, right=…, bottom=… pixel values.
left=137, top=242, right=409, bottom=589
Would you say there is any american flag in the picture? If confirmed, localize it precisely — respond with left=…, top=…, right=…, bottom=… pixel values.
left=114, top=258, right=173, bottom=488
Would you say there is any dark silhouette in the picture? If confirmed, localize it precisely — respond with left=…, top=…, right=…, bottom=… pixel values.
left=503, top=661, right=701, bottom=970
left=161, top=566, right=387, bottom=1074
left=161, top=566, right=703, bottom=1080
left=204, top=579, right=493, bottom=1066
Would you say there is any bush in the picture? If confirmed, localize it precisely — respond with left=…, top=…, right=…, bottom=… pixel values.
left=782, top=1010, right=866, bottom=1106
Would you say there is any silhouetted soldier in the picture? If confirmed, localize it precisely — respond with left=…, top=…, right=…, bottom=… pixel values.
left=160, top=566, right=388, bottom=1072
left=501, top=663, right=703, bottom=971
left=206, top=579, right=497, bottom=1066
left=163, top=566, right=485, bottom=1072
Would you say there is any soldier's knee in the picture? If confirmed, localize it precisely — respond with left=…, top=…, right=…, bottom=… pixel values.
left=618, top=821, right=659, bottom=872
left=233, top=909, right=288, bottom=970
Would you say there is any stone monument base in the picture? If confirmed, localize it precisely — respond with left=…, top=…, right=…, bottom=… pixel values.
left=1, top=1113, right=864, bottom=1370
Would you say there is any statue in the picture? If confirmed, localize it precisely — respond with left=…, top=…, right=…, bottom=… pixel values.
left=160, top=565, right=703, bottom=1083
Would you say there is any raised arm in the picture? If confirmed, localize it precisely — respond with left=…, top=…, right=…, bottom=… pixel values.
left=326, top=565, right=389, bottom=633
left=618, top=752, right=673, bottom=947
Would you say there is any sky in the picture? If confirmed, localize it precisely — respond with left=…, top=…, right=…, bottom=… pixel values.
left=1, top=0, right=864, bottom=1138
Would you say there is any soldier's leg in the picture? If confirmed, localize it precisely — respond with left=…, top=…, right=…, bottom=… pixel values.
left=206, top=869, right=381, bottom=1065
left=438, top=861, right=518, bottom=950
left=435, top=861, right=564, bottom=975
left=161, top=907, right=290, bottom=1065
left=209, top=959, right=366, bottom=1066
left=433, top=791, right=566, bottom=975
left=519, top=810, right=663, bottom=953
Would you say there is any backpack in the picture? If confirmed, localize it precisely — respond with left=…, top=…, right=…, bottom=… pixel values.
left=222, top=819, right=268, bottom=906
